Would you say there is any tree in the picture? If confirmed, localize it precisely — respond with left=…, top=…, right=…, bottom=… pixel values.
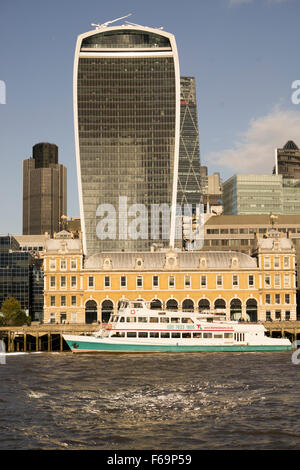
left=0, top=298, right=31, bottom=326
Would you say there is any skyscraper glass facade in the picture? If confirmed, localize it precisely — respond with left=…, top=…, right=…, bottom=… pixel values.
left=74, top=26, right=180, bottom=256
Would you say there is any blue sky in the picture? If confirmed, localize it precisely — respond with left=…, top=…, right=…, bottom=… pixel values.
left=0, top=0, right=299, bottom=234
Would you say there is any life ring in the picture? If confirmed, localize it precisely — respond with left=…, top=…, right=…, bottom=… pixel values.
left=130, top=309, right=136, bottom=315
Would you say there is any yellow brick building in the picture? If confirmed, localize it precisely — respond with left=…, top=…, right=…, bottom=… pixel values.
left=43, top=229, right=297, bottom=324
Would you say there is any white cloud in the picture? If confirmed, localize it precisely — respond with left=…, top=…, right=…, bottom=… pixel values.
left=206, top=107, right=300, bottom=174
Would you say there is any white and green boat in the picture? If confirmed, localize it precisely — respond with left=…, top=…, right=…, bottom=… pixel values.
left=63, top=300, right=292, bottom=353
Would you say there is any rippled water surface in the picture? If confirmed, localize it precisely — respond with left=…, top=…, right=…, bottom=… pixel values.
left=1, top=351, right=300, bottom=449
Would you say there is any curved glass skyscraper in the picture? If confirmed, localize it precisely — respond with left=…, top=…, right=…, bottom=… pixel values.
left=74, top=24, right=180, bottom=256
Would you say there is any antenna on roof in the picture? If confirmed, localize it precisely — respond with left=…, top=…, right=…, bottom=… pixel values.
left=91, top=13, right=132, bottom=30
left=125, top=20, right=163, bottom=30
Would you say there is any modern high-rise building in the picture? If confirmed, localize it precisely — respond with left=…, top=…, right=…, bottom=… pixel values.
left=23, top=143, right=67, bottom=236
left=74, top=23, right=180, bottom=256
left=177, top=77, right=201, bottom=209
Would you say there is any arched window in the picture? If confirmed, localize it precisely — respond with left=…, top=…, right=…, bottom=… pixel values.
left=101, top=300, right=114, bottom=323
left=182, top=299, right=194, bottom=312
left=246, top=298, right=258, bottom=322
left=198, top=299, right=210, bottom=312
left=166, top=299, right=178, bottom=311
left=85, top=300, right=97, bottom=324
left=150, top=299, right=162, bottom=310
left=214, top=299, right=226, bottom=310
left=230, top=299, right=242, bottom=320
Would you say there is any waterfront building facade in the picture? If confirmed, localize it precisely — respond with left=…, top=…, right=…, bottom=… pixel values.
left=22, top=143, right=67, bottom=236
left=74, top=24, right=180, bottom=256
left=43, top=229, right=296, bottom=324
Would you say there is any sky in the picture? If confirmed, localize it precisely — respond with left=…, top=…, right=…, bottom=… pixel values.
left=0, top=0, right=300, bottom=234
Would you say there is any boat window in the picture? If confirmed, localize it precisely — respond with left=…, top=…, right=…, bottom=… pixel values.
left=171, top=317, right=180, bottom=323
left=133, top=302, right=143, bottom=309
left=182, top=332, right=191, bottom=338
left=127, top=332, right=137, bottom=338
left=224, top=333, right=233, bottom=339
left=138, top=317, right=147, bottom=323
left=160, top=317, right=169, bottom=323
left=214, top=334, right=223, bottom=339
left=161, top=332, right=170, bottom=338
left=114, top=316, right=119, bottom=322
left=149, top=317, right=159, bottom=323
left=138, top=332, right=148, bottom=338
left=171, top=332, right=180, bottom=338
left=193, top=333, right=202, bottom=339
left=111, top=331, right=125, bottom=337
left=182, top=318, right=193, bottom=324
left=234, top=333, right=245, bottom=342
left=203, top=333, right=212, bottom=339
left=150, top=332, right=159, bottom=338
left=119, top=317, right=125, bottom=322
left=126, top=317, right=136, bottom=323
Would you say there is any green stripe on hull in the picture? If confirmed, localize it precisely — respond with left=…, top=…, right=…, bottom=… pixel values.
left=65, top=339, right=292, bottom=353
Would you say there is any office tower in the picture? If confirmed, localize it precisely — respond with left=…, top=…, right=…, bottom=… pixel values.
left=274, top=140, right=300, bottom=178
left=23, top=143, right=67, bottom=236
left=200, top=165, right=222, bottom=211
left=74, top=23, right=180, bottom=256
left=177, top=77, right=201, bottom=209
left=0, top=236, right=43, bottom=319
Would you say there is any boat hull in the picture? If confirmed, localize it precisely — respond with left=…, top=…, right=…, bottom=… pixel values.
left=63, top=335, right=292, bottom=353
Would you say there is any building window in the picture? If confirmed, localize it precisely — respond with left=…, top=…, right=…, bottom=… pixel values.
left=71, top=259, right=77, bottom=270
left=50, top=312, right=56, bottom=324
left=60, top=296, right=66, bottom=307
left=201, top=275, right=207, bottom=288
left=274, top=257, right=280, bottom=269
left=71, top=296, right=76, bottom=306
left=49, top=259, right=56, bottom=270
left=152, top=275, right=159, bottom=288
left=104, top=276, right=110, bottom=288
left=284, top=257, right=290, bottom=269
left=285, top=294, right=290, bottom=304
left=120, top=276, right=127, bottom=288
left=88, top=276, right=95, bottom=288
left=136, top=276, right=143, bottom=288
left=284, top=274, right=291, bottom=288
left=265, top=275, right=271, bottom=287
left=232, top=275, right=239, bottom=287
left=248, top=275, right=254, bottom=287
left=266, top=311, right=271, bottom=321
left=285, top=311, right=290, bottom=321
left=275, top=310, right=281, bottom=321
left=265, top=294, right=271, bottom=304
left=71, top=276, right=77, bottom=288
left=60, top=259, right=67, bottom=270
left=274, top=274, right=281, bottom=288
left=264, top=257, right=270, bottom=269
left=169, top=276, right=175, bottom=288
left=216, top=275, right=222, bottom=288
left=185, top=275, right=191, bottom=288
left=60, top=276, right=66, bottom=288
left=275, top=294, right=280, bottom=304
left=50, top=296, right=56, bottom=307
left=50, top=276, right=56, bottom=288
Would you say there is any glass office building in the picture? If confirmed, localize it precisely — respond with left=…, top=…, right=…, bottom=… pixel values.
left=0, top=236, right=44, bottom=319
left=74, top=25, right=180, bottom=256
left=177, top=77, right=201, bottom=209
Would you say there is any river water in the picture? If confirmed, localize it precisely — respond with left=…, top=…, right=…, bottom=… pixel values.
left=0, top=351, right=300, bottom=450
